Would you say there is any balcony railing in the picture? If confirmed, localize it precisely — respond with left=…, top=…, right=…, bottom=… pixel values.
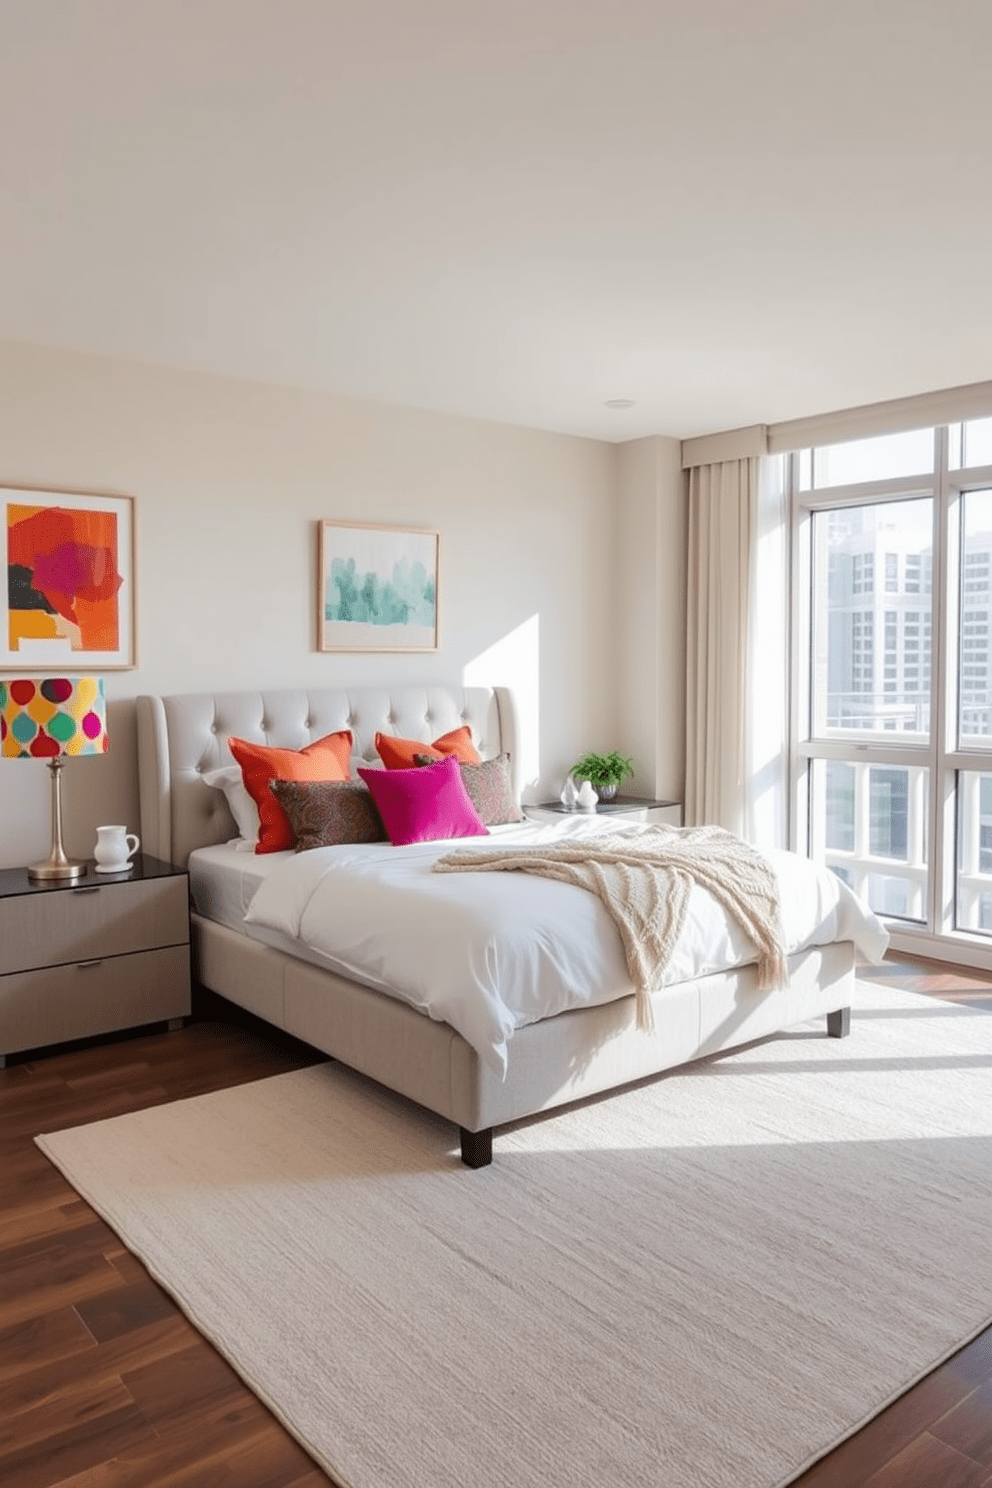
left=825, top=690, right=992, bottom=735
left=824, top=691, right=930, bottom=731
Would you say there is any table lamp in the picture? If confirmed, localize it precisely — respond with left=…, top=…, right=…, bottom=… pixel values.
left=0, top=676, right=108, bottom=881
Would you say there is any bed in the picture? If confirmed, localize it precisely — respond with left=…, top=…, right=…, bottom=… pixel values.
left=136, top=684, right=887, bottom=1167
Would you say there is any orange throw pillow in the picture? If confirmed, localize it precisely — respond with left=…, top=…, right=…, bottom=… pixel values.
left=228, top=730, right=353, bottom=853
left=374, top=724, right=481, bottom=770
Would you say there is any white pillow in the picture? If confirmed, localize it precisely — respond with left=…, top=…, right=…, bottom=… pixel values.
left=350, top=753, right=384, bottom=776
left=202, top=764, right=260, bottom=845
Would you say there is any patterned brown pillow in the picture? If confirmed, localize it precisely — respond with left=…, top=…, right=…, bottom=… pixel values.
left=268, top=779, right=387, bottom=851
left=413, top=751, right=523, bottom=826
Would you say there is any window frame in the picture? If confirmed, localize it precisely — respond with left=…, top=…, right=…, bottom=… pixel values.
left=789, top=425, right=992, bottom=962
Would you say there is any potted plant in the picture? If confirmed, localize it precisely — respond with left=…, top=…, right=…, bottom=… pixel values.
left=569, top=750, right=634, bottom=803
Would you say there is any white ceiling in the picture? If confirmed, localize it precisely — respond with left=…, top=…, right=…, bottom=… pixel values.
left=2, top=1, right=991, bottom=443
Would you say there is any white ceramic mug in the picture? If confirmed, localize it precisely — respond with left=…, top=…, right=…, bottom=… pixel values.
left=94, top=824, right=140, bottom=874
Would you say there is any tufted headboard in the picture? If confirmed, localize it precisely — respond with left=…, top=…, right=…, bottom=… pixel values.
left=136, top=685, right=517, bottom=867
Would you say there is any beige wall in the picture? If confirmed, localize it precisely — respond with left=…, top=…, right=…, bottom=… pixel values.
left=616, top=436, right=687, bottom=804
left=0, top=340, right=633, bottom=869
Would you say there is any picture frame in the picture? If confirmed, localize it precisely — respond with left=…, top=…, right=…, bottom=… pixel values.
left=1, top=486, right=136, bottom=670
left=318, top=519, right=441, bottom=653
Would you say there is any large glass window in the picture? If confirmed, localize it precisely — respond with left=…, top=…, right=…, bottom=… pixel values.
left=809, top=758, right=927, bottom=922
left=810, top=498, right=932, bottom=736
left=799, top=429, right=935, bottom=490
left=794, top=420, right=992, bottom=949
left=956, top=770, right=992, bottom=932
left=958, top=489, right=992, bottom=746
left=951, top=417, right=992, bottom=471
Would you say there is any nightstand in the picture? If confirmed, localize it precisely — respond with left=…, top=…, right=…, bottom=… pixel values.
left=0, top=853, right=191, bottom=1067
left=523, top=796, right=683, bottom=825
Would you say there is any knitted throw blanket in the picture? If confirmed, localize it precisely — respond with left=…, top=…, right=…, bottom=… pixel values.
left=434, top=825, right=788, bottom=1033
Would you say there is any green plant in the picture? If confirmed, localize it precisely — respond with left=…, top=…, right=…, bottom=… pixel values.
left=569, top=750, right=634, bottom=790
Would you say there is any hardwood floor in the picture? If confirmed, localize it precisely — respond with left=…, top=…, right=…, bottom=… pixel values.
left=0, top=995, right=327, bottom=1488
left=1, top=965, right=990, bottom=1488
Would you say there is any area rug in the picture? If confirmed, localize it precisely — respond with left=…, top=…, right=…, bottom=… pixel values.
left=36, top=982, right=992, bottom=1488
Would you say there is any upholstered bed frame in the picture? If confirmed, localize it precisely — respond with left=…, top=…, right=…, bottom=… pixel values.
left=136, top=684, right=853, bottom=1167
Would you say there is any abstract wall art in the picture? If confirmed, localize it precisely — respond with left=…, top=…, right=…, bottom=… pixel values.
left=2, top=488, right=135, bottom=669
left=318, top=520, right=440, bottom=652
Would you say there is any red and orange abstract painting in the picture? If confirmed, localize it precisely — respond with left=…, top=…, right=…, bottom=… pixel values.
left=2, top=488, right=134, bottom=668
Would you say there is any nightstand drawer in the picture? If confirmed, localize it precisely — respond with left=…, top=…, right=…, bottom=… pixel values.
left=0, top=875, right=189, bottom=975
left=0, top=944, right=191, bottom=1057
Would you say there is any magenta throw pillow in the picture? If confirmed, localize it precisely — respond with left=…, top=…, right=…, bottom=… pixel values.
left=357, top=755, right=489, bottom=846
left=413, top=751, right=523, bottom=826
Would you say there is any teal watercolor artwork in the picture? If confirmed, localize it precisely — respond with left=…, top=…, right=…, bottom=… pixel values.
left=318, top=521, right=440, bottom=652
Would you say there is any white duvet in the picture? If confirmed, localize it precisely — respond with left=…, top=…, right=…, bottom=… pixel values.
left=243, top=815, right=888, bottom=1075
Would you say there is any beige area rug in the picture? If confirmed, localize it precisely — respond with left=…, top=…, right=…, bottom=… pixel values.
left=37, top=982, right=992, bottom=1488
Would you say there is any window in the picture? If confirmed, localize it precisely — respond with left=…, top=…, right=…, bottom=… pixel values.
left=800, top=428, right=934, bottom=489
left=794, top=419, right=992, bottom=941
left=960, top=489, right=992, bottom=748
left=809, top=499, right=932, bottom=737
left=951, top=417, right=992, bottom=470
left=808, top=758, right=927, bottom=921
left=852, top=553, right=874, bottom=595
left=870, top=768, right=908, bottom=858
left=957, top=771, right=992, bottom=930
left=825, top=761, right=855, bottom=852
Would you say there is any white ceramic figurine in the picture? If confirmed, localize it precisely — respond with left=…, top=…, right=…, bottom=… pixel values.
left=576, top=780, right=599, bottom=811
left=559, top=775, right=580, bottom=809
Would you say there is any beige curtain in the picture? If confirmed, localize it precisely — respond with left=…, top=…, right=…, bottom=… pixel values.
left=685, top=455, right=788, bottom=847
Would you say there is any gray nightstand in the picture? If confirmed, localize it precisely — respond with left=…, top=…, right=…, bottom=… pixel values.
left=522, top=796, right=683, bottom=825
left=0, top=853, right=191, bottom=1066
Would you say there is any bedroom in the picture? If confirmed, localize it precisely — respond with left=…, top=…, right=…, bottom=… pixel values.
left=2, top=4, right=992, bottom=1487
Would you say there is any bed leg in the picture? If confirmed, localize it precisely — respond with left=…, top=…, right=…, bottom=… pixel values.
left=827, top=1006, right=851, bottom=1039
left=459, top=1127, right=493, bottom=1168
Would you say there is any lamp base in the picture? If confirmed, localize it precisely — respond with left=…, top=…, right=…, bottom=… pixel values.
left=28, top=857, right=87, bottom=882
left=28, top=755, right=87, bottom=883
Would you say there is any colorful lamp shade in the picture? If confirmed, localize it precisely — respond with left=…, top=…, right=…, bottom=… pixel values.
left=1, top=676, right=108, bottom=758
left=0, top=677, right=108, bottom=880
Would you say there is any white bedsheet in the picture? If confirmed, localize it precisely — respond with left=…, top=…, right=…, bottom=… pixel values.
left=188, top=840, right=291, bottom=932
left=240, top=816, right=889, bottom=1075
